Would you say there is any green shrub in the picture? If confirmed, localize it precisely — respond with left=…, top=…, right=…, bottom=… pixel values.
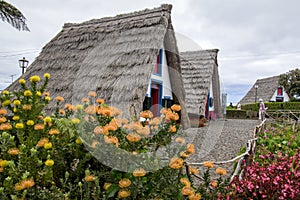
left=242, top=102, right=300, bottom=111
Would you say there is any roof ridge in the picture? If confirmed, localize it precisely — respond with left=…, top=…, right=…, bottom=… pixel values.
left=180, top=49, right=219, bottom=54
left=63, top=4, right=172, bottom=28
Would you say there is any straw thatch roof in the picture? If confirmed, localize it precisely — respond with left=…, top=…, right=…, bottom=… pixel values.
left=180, top=49, right=222, bottom=118
left=239, top=75, right=280, bottom=105
left=7, top=4, right=190, bottom=128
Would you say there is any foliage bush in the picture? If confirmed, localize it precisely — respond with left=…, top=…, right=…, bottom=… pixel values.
left=242, top=102, right=300, bottom=111
left=0, top=74, right=229, bottom=199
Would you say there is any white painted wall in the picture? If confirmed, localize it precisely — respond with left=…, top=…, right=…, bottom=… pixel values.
left=146, top=45, right=173, bottom=99
left=270, top=87, right=290, bottom=102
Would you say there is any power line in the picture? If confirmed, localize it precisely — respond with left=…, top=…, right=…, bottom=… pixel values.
left=0, top=50, right=39, bottom=58
left=0, top=49, right=40, bottom=54
left=220, top=50, right=300, bottom=60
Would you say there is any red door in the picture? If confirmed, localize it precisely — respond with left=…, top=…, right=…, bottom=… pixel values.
left=151, top=84, right=160, bottom=117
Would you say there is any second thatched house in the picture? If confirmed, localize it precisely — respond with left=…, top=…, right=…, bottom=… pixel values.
left=239, top=75, right=290, bottom=105
left=7, top=4, right=190, bottom=128
left=180, top=49, right=222, bottom=121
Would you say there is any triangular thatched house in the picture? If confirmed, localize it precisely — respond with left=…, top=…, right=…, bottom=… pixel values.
left=7, top=4, right=190, bottom=128
left=239, top=75, right=290, bottom=105
left=180, top=49, right=222, bottom=120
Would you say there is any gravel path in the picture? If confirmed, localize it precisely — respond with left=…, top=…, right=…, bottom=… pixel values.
left=185, top=119, right=259, bottom=178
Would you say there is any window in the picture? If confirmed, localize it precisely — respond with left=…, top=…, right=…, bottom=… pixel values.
left=153, top=49, right=163, bottom=75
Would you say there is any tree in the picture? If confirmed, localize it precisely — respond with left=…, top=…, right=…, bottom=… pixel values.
left=0, top=0, right=29, bottom=31
left=279, top=68, right=300, bottom=99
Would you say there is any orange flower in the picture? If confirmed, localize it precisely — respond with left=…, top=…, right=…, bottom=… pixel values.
left=181, top=186, right=194, bottom=196
left=22, top=105, right=32, bottom=110
left=169, top=157, right=184, bottom=169
left=160, top=107, right=168, bottom=115
left=211, top=180, right=218, bottom=187
left=55, top=96, right=64, bottom=102
left=171, top=104, right=181, bottom=112
left=37, top=138, right=49, bottom=147
left=104, top=136, right=119, bottom=147
left=189, top=167, right=199, bottom=175
left=84, top=175, right=95, bottom=182
left=91, top=141, right=99, bottom=148
left=203, top=161, right=214, bottom=168
left=0, top=117, right=7, bottom=123
left=97, top=107, right=112, bottom=117
left=180, top=151, right=190, bottom=158
left=8, top=148, right=19, bottom=155
left=126, top=133, right=141, bottom=143
left=0, top=167, right=4, bottom=172
left=88, top=91, right=97, bottom=97
left=166, top=111, right=179, bottom=121
left=118, top=189, right=131, bottom=198
left=0, top=108, right=7, bottom=115
left=123, top=121, right=142, bottom=131
left=81, top=97, right=89, bottom=103
left=188, top=193, right=201, bottom=200
left=14, top=183, right=23, bottom=191
left=118, top=178, right=131, bottom=188
left=176, top=137, right=186, bottom=143
left=149, top=117, right=161, bottom=125
left=136, top=126, right=150, bottom=135
left=140, top=110, right=153, bottom=119
left=110, top=106, right=122, bottom=116
left=34, top=124, right=45, bottom=130
left=169, top=125, right=177, bottom=133
left=0, top=123, right=12, bottom=130
left=49, top=129, right=60, bottom=135
left=20, top=179, right=35, bottom=189
left=59, top=109, right=66, bottom=115
left=43, top=92, right=50, bottom=96
left=186, top=144, right=195, bottom=154
left=96, top=98, right=105, bottom=104
left=216, top=167, right=227, bottom=175
left=85, top=105, right=97, bottom=114
left=180, top=177, right=191, bottom=187
left=133, top=168, right=147, bottom=177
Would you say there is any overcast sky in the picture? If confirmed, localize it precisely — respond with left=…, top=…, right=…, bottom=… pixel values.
left=1, top=0, right=300, bottom=104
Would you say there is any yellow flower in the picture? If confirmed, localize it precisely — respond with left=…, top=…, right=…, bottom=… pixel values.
left=140, top=110, right=153, bottom=119
left=75, top=138, right=82, bottom=145
left=211, top=180, right=218, bottom=187
left=133, top=168, right=147, bottom=177
left=22, top=105, right=32, bottom=110
left=189, top=167, right=199, bottom=175
left=118, top=189, right=131, bottom=198
left=85, top=175, right=95, bottom=182
left=19, top=79, right=26, bottom=84
left=171, top=104, right=181, bottom=112
left=36, top=91, right=42, bottom=96
left=169, top=157, right=184, bottom=169
left=169, top=125, right=177, bottom=133
left=119, top=178, right=131, bottom=188
left=49, top=129, right=60, bottom=135
left=180, top=177, right=191, bottom=187
left=44, top=142, right=52, bottom=149
left=0, top=108, right=7, bottom=115
left=71, top=118, right=80, bottom=124
left=43, top=116, right=52, bottom=123
left=24, top=90, right=32, bottom=97
left=76, top=104, right=83, bottom=110
left=181, top=186, right=194, bottom=196
left=13, top=108, right=17, bottom=112
left=13, top=100, right=21, bottom=105
left=37, top=138, right=49, bottom=147
left=103, top=183, right=112, bottom=190
left=15, top=123, right=24, bottom=129
left=14, top=183, right=23, bottom=191
left=0, top=160, right=9, bottom=167
left=126, top=133, right=141, bottom=143
left=2, top=90, right=9, bottom=95
left=175, top=137, right=186, bottom=143
left=2, top=100, right=11, bottom=107
left=55, top=96, right=64, bottom=102
left=30, top=75, right=41, bottom=82
left=26, top=120, right=35, bottom=126
left=203, top=161, right=214, bottom=168
left=88, top=91, right=97, bottom=97
left=45, top=96, right=51, bottom=101
left=186, top=144, right=195, bottom=154
left=216, top=167, right=227, bottom=175
left=44, top=73, right=50, bottom=79
left=188, top=193, right=201, bottom=200
left=45, top=159, right=54, bottom=166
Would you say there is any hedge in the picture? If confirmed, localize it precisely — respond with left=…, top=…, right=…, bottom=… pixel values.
left=226, top=110, right=257, bottom=119
left=241, top=102, right=300, bottom=111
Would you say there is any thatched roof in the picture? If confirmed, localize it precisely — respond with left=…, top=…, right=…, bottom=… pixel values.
left=180, top=49, right=222, bottom=118
left=7, top=4, right=190, bottom=128
left=239, top=75, right=280, bottom=105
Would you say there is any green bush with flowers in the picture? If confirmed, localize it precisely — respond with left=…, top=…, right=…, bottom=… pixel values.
left=0, top=74, right=230, bottom=199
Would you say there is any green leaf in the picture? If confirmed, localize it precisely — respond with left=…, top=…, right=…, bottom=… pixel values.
left=106, top=184, right=119, bottom=198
